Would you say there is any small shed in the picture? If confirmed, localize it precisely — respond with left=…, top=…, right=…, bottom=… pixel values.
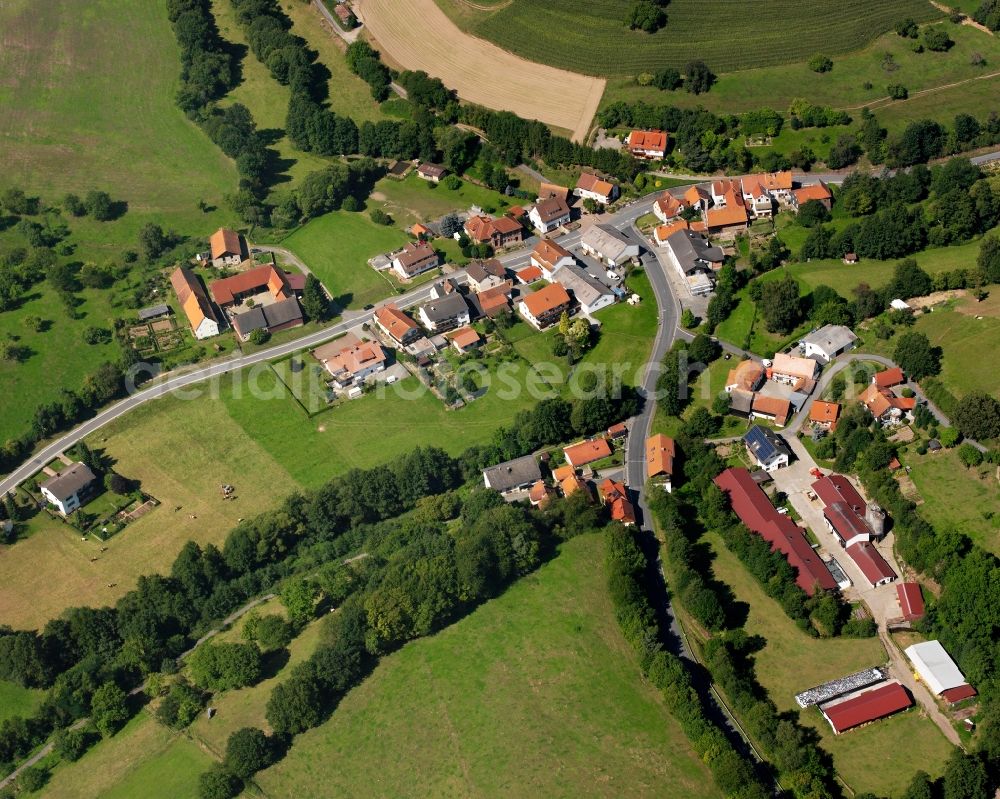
left=138, top=303, right=170, bottom=321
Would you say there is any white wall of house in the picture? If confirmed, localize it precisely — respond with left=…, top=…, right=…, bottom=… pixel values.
left=194, top=317, right=220, bottom=340
left=579, top=293, right=615, bottom=315
left=40, top=487, right=79, bottom=516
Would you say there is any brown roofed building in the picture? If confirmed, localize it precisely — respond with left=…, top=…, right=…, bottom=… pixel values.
left=652, top=192, right=685, bottom=223
left=530, top=239, right=575, bottom=278
left=528, top=480, right=556, bottom=508
left=575, top=172, right=618, bottom=205
left=538, top=182, right=570, bottom=203
left=417, top=163, right=447, bottom=183
left=751, top=394, right=792, bottom=426
left=793, top=181, right=833, bottom=211
left=873, top=367, right=905, bottom=389
left=518, top=283, right=572, bottom=330
left=627, top=130, right=668, bottom=159
left=171, top=266, right=220, bottom=340
left=646, top=434, right=675, bottom=489
left=374, top=304, right=422, bottom=346
left=210, top=228, right=247, bottom=267
left=466, top=258, right=507, bottom=293
left=391, top=240, right=440, bottom=279
left=821, top=682, right=913, bottom=734
left=515, top=265, right=543, bottom=284
left=897, top=582, right=925, bottom=621
left=315, top=339, right=387, bottom=388
left=528, top=196, right=572, bottom=233
left=705, top=199, right=750, bottom=236
left=464, top=214, right=524, bottom=248
left=598, top=478, right=636, bottom=525
left=447, top=325, right=481, bottom=354
left=725, top=360, right=765, bottom=393
left=210, top=263, right=295, bottom=306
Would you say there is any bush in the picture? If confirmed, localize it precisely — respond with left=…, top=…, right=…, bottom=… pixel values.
left=248, top=328, right=270, bottom=346
left=53, top=726, right=93, bottom=762
left=441, top=174, right=463, bottom=191
left=17, top=765, right=48, bottom=793
left=808, top=54, right=833, bottom=73
left=958, top=443, right=984, bottom=467
left=198, top=766, right=243, bottom=799
left=923, top=26, right=953, bottom=51
left=895, top=17, right=919, bottom=37
left=224, top=727, right=273, bottom=779
left=189, top=642, right=262, bottom=692
left=938, top=426, right=960, bottom=448
left=369, top=208, right=393, bottom=226
left=652, top=67, right=682, bottom=91
left=887, top=84, right=909, bottom=100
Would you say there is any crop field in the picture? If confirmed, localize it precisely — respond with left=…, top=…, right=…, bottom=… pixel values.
left=255, top=533, right=722, bottom=798
left=705, top=533, right=953, bottom=797
left=355, top=0, right=606, bottom=141
left=908, top=447, right=1000, bottom=556
left=0, top=0, right=237, bottom=243
left=433, top=0, right=941, bottom=78
left=39, top=713, right=211, bottom=799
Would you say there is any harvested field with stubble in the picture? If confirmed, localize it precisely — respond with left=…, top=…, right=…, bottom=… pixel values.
left=355, top=0, right=605, bottom=141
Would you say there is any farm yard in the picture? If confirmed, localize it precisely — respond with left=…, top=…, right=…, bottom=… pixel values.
left=254, top=533, right=722, bottom=799
left=432, top=0, right=941, bottom=77
left=355, top=0, right=606, bottom=141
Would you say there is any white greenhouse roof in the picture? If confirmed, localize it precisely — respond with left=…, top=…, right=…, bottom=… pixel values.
left=904, top=640, right=965, bottom=695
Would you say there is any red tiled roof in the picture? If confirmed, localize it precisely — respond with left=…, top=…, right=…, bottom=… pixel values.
left=564, top=438, right=612, bottom=468
left=714, top=468, right=836, bottom=595
left=522, top=283, right=571, bottom=318
left=607, top=422, right=628, bottom=438
left=375, top=303, right=419, bottom=342
left=210, top=264, right=291, bottom=305
left=210, top=228, right=242, bottom=260
left=794, top=181, right=833, bottom=204
left=170, top=266, right=217, bottom=333
left=846, top=541, right=896, bottom=586
left=896, top=582, right=925, bottom=621
left=751, top=394, right=791, bottom=426
left=654, top=220, right=690, bottom=243
left=628, top=130, right=668, bottom=153
left=448, top=325, right=481, bottom=349
left=531, top=239, right=572, bottom=270
left=813, top=474, right=866, bottom=512
left=706, top=202, right=749, bottom=229
left=654, top=192, right=684, bottom=219
left=822, top=682, right=912, bottom=734
left=941, top=684, right=977, bottom=704
left=810, top=401, right=841, bottom=426
left=552, top=464, right=575, bottom=482
left=646, top=434, right=675, bottom=478
left=576, top=172, right=615, bottom=198
left=539, top=182, right=570, bottom=202
left=874, top=367, right=905, bottom=389
left=516, top=265, right=543, bottom=284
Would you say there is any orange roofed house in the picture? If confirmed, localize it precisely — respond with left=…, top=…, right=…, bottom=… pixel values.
left=792, top=180, right=833, bottom=211
left=374, top=304, right=422, bottom=346
left=313, top=337, right=386, bottom=390
left=810, top=400, right=841, bottom=431
left=575, top=172, right=618, bottom=205
left=627, top=130, right=668, bottom=160
left=563, top=438, right=613, bottom=469
left=518, top=283, right=572, bottom=330
left=652, top=191, right=686, bottom=223
left=859, top=384, right=915, bottom=426
left=598, top=478, right=636, bottom=525
left=646, top=434, right=675, bottom=490
left=171, top=266, right=220, bottom=340
left=530, top=239, right=575, bottom=280
left=209, top=263, right=304, bottom=341
left=209, top=227, right=247, bottom=267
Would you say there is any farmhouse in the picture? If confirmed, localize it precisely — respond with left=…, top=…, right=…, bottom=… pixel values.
left=905, top=641, right=972, bottom=696
left=663, top=229, right=724, bottom=285
left=564, top=438, right=613, bottom=469
left=417, top=291, right=470, bottom=333
left=726, top=360, right=765, bottom=393
left=598, top=478, right=636, bottom=525
left=580, top=224, right=639, bottom=267
left=859, top=384, right=914, bottom=426
left=809, top=400, right=841, bottom=430
left=555, top=263, right=615, bottom=315
left=820, top=682, right=913, bottom=735
left=417, top=163, right=447, bottom=183
left=575, top=173, right=618, bottom=205
left=374, top=304, right=422, bottom=346
left=802, top=324, right=857, bottom=363
left=210, top=263, right=302, bottom=307
left=792, top=180, right=834, bottom=211
left=528, top=196, right=572, bottom=233
left=518, top=283, right=572, bottom=330
left=468, top=281, right=513, bottom=319
left=538, top=182, right=570, bottom=203
left=743, top=425, right=791, bottom=471
left=530, top=239, right=575, bottom=279
left=646, top=434, right=675, bottom=490
left=464, top=214, right=524, bottom=248
left=170, top=266, right=220, bottom=340
left=230, top=299, right=303, bottom=340
left=466, top=259, right=507, bottom=293
left=896, top=583, right=925, bottom=621
left=769, top=353, right=818, bottom=386
left=39, top=462, right=97, bottom=516
left=391, top=240, right=440, bottom=280
left=714, top=466, right=837, bottom=595
left=627, top=130, right=667, bottom=160
left=751, top=394, right=791, bottom=427
left=483, top=454, right=542, bottom=496
left=314, top=338, right=387, bottom=389
left=652, top=192, right=685, bottom=223
left=209, top=228, right=247, bottom=267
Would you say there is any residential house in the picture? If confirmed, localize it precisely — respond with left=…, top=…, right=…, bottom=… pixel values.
left=466, top=259, right=507, bottom=293
left=663, top=229, right=724, bottom=286
left=652, top=191, right=685, bottom=223
left=756, top=170, right=794, bottom=199
left=391, top=240, right=440, bottom=280
left=538, top=182, right=570, bottom=203
left=575, top=173, right=618, bottom=205
left=530, top=239, right=575, bottom=280
left=725, top=360, right=765, bottom=393
left=705, top=198, right=750, bottom=237
left=792, top=180, right=833, bottom=211
left=555, top=263, right=615, bottom=315
left=751, top=394, right=792, bottom=427
left=209, top=228, right=247, bottom=267
left=598, top=478, right=636, bottom=525
left=769, top=353, right=818, bottom=387
left=464, top=214, right=523, bottom=249
left=551, top=464, right=575, bottom=483
left=859, top=384, right=914, bottom=426
left=314, top=338, right=387, bottom=389
left=410, top=222, right=431, bottom=239
left=653, top=219, right=690, bottom=247
left=417, top=291, right=470, bottom=333
left=607, top=421, right=628, bottom=442
left=468, top=281, right=513, bottom=319
left=580, top=224, right=639, bottom=267
left=646, top=434, right=675, bottom=490
left=627, top=130, right=667, bottom=160
left=802, top=324, right=858, bottom=363
left=515, top=265, right=543, bottom=284
left=447, top=325, right=481, bottom=354
left=374, top=304, right=422, bottom=346
left=483, top=454, right=542, bottom=495
left=684, top=185, right=711, bottom=213
left=560, top=472, right=592, bottom=500
left=39, top=462, right=97, bottom=516
left=170, top=266, right=220, bottom=340
left=740, top=174, right=778, bottom=218
left=714, top=467, right=837, bottom=595
left=710, top=178, right=742, bottom=207
left=743, top=425, right=791, bottom=471
left=873, top=367, right=905, bottom=390
left=518, top=283, right=572, bottom=330
left=810, top=400, right=841, bottom=431
left=563, top=438, right=612, bottom=469
left=528, top=480, right=556, bottom=508
left=527, top=196, right=572, bottom=233
left=417, top=163, right=447, bottom=183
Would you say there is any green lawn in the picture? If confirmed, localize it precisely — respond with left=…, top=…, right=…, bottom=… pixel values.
left=653, top=357, right=748, bottom=439
left=255, top=533, right=723, bottom=798
left=705, top=532, right=954, bottom=797
left=39, top=713, right=212, bottom=799
left=280, top=210, right=408, bottom=307
left=0, top=679, right=45, bottom=723
left=435, top=0, right=940, bottom=77
left=371, top=172, right=514, bottom=229
left=907, top=447, right=1000, bottom=557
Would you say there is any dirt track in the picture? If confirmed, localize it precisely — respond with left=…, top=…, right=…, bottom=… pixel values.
left=354, top=0, right=605, bottom=141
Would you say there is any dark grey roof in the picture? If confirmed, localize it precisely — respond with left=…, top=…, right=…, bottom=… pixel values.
left=743, top=425, right=791, bottom=465
left=262, top=297, right=303, bottom=327
left=232, top=307, right=267, bottom=337
left=729, top=388, right=754, bottom=415
left=483, top=454, right=542, bottom=493
left=421, top=293, right=468, bottom=323
left=556, top=263, right=612, bottom=309
left=666, top=230, right=725, bottom=274
left=40, top=462, right=96, bottom=502
left=138, top=303, right=170, bottom=321
left=466, top=259, right=506, bottom=283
